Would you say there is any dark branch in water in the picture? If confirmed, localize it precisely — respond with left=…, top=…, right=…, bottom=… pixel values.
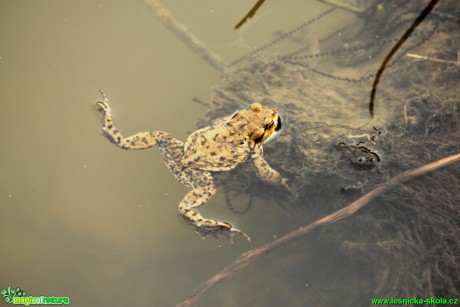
left=234, top=0, right=266, bottom=30
left=178, top=152, right=460, bottom=307
left=369, top=0, right=439, bottom=117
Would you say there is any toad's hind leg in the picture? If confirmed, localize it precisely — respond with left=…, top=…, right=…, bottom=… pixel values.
left=96, top=90, right=169, bottom=150
left=178, top=171, right=250, bottom=241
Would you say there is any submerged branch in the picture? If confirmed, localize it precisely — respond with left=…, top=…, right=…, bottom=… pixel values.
left=145, top=0, right=227, bottom=72
left=178, top=152, right=460, bottom=306
left=406, top=53, right=460, bottom=65
left=318, top=0, right=366, bottom=13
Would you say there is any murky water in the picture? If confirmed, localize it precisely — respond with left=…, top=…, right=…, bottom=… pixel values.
left=1, top=1, right=459, bottom=306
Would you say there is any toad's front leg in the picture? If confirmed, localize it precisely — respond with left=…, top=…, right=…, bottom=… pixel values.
left=96, top=90, right=169, bottom=150
left=178, top=175, right=250, bottom=241
left=251, top=145, right=290, bottom=191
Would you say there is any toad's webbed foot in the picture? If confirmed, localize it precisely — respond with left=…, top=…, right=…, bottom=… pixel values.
left=180, top=203, right=251, bottom=242
left=96, top=90, right=111, bottom=113
left=190, top=222, right=251, bottom=243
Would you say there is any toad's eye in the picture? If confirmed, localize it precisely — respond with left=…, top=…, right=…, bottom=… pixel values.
left=267, top=117, right=281, bottom=131
left=264, top=117, right=274, bottom=129
left=275, top=116, right=282, bottom=131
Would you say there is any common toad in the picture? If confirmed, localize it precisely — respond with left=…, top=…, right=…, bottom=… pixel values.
left=96, top=91, right=288, bottom=240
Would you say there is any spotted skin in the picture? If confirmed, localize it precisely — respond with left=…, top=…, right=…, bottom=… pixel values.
left=96, top=91, right=288, bottom=241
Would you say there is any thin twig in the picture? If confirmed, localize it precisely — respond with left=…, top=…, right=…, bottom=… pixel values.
left=406, top=53, right=459, bottom=65
left=234, top=0, right=266, bottom=30
left=369, top=0, right=439, bottom=117
left=145, top=0, right=227, bottom=72
left=178, top=152, right=460, bottom=306
left=319, top=0, right=366, bottom=13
